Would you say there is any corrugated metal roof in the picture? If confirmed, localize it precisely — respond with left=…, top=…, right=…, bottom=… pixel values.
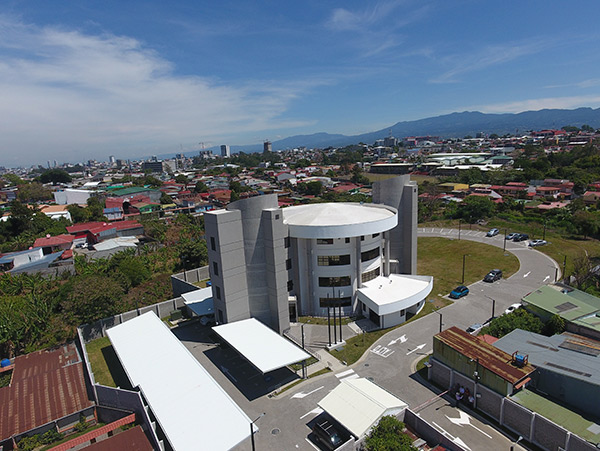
left=436, top=327, right=535, bottom=384
left=0, top=343, right=94, bottom=440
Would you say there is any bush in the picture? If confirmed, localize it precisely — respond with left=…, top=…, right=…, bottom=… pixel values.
left=365, top=416, right=417, bottom=451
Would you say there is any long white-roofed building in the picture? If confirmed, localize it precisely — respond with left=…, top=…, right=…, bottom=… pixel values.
left=204, top=175, right=432, bottom=333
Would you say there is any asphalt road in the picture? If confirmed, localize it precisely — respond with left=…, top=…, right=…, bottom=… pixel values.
left=180, top=228, right=559, bottom=451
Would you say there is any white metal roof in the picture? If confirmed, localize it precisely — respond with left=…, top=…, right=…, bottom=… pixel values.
left=107, top=312, right=251, bottom=451
left=318, top=378, right=407, bottom=438
left=282, top=202, right=397, bottom=239
left=181, top=287, right=214, bottom=316
left=212, top=318, right=311, bottom=373
left=357, top=274, right=433, bottom=316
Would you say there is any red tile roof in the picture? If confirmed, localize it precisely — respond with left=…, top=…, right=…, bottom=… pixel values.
left=33, top=234, right=74, bottom=248
left=0, top=344, right=94, bottom=440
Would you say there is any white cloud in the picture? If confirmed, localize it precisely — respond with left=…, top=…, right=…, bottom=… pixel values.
left=466, top=95, right=600, bottom=114
left=0, top=16, right=319, bottom=166
left=430, top=39, right=551, bottom=84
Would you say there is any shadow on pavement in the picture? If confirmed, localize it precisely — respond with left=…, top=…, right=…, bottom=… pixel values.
left=203, top=343, right=299, bottom=401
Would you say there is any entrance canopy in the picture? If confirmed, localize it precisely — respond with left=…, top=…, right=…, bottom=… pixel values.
left=181, top=287, right=214, bottom=317
left=213, top=318, right=311, bottom=373
left=357, top=274, right=433, bottom=316
left=318, top=378, right=407, bottom=438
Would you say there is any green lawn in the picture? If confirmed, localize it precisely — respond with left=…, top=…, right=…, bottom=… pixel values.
left=329, top=236, right=519, bottom=365
left=418, top=236, right=520, bottom=303
left=85, top=336, right=130, bottom=388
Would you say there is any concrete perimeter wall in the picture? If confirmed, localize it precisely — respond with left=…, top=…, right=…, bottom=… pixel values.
left=429, top=358, right=597, bottom=451
left=96, top=385, right=162, bottom=451
left=79, top=296, right=186, bottom=342
left=171, top=265, right=209, bottom=297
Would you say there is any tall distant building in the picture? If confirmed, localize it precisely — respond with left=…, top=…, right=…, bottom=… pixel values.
left=263, top=140, right=272, bottom=153
left=109, top=155, right=116, bottom=164
left=220, top=145, right=230, bottom=158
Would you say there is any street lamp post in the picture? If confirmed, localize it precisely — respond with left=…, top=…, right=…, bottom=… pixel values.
left=503, top=229, right=507, bottom=252
left=301, top=321, right=310, bottom=379
left=462, top=254, right=467, bottom=284
left=510, top=435, right=523, bottom=451
left=458, top=220, right=461, bottom=240
left=250, top=413, right=265, bottom=451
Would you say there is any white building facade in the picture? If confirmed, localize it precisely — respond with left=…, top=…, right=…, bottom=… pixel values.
left=205, top=175, right=432, bottom=333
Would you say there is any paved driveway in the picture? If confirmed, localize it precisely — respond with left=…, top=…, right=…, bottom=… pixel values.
left=182, top=228, right=556, bottom=450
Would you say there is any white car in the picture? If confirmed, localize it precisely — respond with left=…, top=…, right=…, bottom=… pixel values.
left=528, top=239, right=547, bottom=247
left=504, top=303, right=522, bottom=315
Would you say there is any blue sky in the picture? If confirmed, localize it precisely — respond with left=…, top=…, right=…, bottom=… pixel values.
left=2, top=1, right=600, bottom=167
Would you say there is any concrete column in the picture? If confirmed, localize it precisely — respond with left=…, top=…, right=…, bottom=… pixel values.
left=355, top=237, right=362, bottom=288
left=384, top=231, right=391, bottom=277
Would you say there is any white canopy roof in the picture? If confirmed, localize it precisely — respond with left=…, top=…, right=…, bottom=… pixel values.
left=357, top=274, right=433, bottom=316
left=318, top=378, right=407, bottom=438
left=181, top=287, right=214, bottom=316
left=107, top=312, right=251, bottom=451
left=212, top=318, right=311, bottom=373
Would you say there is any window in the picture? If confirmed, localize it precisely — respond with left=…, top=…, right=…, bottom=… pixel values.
left=217, top=309, right=224, bottom=323
left=361, top=247, right=380, bottom=262
left=275, top=214, right=280, bottom=220
left=400, top=309, right=405, bottom=316
left=319, top=276, right=351, bottom=287
left=372, top=233, right=380, bottom=238
left=215, top=286, right=221, bottom=300
left=361, top=267, right=380, bottom=283
left=210, top=237, right=216, bottom=251
left=319, top=296, right=352, bottom=307
left=360, top=236, right=364, bottom=241
left=286, top=258, right=292, bottom=270
left=345, top=237, right=350, bottom=244
left=213, top=261, right=219, bottom=276
left=317, top=255, right=351, bottom=266
left=284, top=236, right=291, bottom=248
left=287, top=280, right=294, bottom=291
left=317, top=238, right=334, bottom=245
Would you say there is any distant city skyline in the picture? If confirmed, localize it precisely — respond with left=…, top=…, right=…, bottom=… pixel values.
left=2, top=1, right=600, bottom=166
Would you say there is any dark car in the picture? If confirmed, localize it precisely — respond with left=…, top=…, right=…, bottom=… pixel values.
left=483, top=269, right=502, bottom=282
left=450, top=285, right=469, bottom=299
left=312, top=419, right=344, bottom=450
left=513, top=233, right=529, bottom=242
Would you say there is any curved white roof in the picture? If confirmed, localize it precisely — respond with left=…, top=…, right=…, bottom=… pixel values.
left=357, top=274, right=433, bottom=316
left=282, top=203, right=397, bottom=239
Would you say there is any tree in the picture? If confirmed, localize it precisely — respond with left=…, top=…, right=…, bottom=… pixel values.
left=60, top=274, right=124, bottom=325
left=67, top=204, right=90, bottom=223
left=480, top=309, right=543, bottom=338
left=178, top=238, right=208, bottom=270
left=458, top=196, right=496, bottom=223
left=160, top=192, right=173, bottom=204
left=86, top=197, right=106, bottom=221
left=572, top=210, right=599, bottom=238
left=175, top=174, right=189, bottom=184
left=365, top=416, right=416, bottom=451
left=40, top=169, right=72, bottom=185
left=194, top=181, right=209, bottom=193
left=17, top=182, right=52, bottom=202
left=298, top=181, right=323, bottom=196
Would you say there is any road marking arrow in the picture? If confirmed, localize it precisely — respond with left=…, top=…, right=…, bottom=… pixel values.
left=291, top=386, right=324, bottom=399
left=453, top=437, right=471, bottom=451
left=406, top=343, right=426, bottom=355
left=523, top=271, right=531, bottom=278
left=446, top=411, right=492, bottom=438
left=543, top=275, right=550, bottom=282
left=300, top=407, right=323, bottom=419
left=388, top=334, right=407, bottom=346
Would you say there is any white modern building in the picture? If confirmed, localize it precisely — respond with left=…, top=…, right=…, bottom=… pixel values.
left=204, top=175, right=432, bottom=333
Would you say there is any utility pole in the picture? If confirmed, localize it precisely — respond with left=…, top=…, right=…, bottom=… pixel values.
left=462, top=254, right=467, bottom=284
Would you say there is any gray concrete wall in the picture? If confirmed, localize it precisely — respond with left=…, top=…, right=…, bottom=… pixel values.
left=79, top=296, right=185, bottom=342
left=404, top=409, right=467, bottom=451
left=205, top=208, right=250, bottom=324
left=372, top=175, right=418, bottom=275
left=429, top=359, right=593, bottom=451
left=262, top=208, right=291, bottom=333
left=96, top=385, right=162, bottom=451
left=171, top=265, right=209, bottom=296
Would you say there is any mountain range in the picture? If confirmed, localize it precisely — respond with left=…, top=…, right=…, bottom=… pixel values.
left=169, top=107, right=600, bottom=159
